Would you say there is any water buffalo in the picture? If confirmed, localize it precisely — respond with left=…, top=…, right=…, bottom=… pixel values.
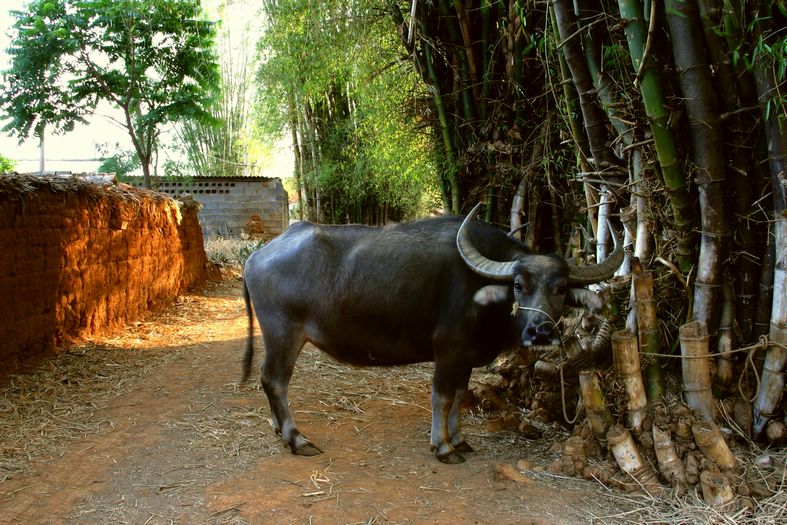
left=242, top=204, right=622, bottom=463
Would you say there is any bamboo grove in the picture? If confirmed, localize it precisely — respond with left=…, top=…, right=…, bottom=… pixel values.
left=259, top=0, right=786, bottom=503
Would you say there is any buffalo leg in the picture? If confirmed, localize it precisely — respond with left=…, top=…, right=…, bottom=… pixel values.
left=260, top=329, right=322, bottom=457
left=430, top=363, right=472, bottom=463
left=448, top=383, right=474, bottom=454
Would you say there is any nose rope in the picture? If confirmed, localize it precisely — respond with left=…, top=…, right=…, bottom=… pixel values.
left=516, top=305, right=559, bottom=328
left=520, top=304, right=581, bottom=425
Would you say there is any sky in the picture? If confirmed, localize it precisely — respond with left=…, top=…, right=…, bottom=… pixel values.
left=0, top=1, right=293, bottom=177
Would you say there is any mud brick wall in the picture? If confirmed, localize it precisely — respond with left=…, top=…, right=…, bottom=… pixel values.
left=0, top=175, right=208, bottom=374
left=125, top=176, right=289, bottom=237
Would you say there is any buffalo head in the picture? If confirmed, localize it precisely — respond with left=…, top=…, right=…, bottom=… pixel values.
left=456, top=203, right=622, bottom=347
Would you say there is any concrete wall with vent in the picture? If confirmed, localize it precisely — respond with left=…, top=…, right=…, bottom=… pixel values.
left=126, top=176, right=289, bottom=237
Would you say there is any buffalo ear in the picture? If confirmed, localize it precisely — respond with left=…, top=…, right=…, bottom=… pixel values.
left=473, top=285, right=510, bottom=306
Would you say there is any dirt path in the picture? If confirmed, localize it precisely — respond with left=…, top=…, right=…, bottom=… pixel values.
left=1, top=278, right=633, bottom=524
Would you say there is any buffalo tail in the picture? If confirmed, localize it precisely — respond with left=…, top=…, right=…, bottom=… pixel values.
left=241, top=277, right=254, bottom=382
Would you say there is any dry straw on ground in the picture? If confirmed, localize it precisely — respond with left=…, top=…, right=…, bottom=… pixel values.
left=1, top=271, right=784, bottom=524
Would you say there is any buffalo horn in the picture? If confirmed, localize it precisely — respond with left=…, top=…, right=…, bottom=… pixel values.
left=456, top=203, right=516, bottom=281
left=567, top=224, right=623, bottom=285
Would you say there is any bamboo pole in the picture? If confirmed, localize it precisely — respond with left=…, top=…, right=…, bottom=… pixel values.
left=665, top=0, right=729, bottom=336
left=617, top=0, right=695, bottom=271
left=715, top=281, right=736, bottom=389
left=551, top=0, right=622, bottom=176
left=423, top=42, right=461, bottom=214
left=612, top=330, right=647, bottom=433
left=574, top=0, right=634, bottom=148
left=750, top=0, right=787, bottom=437
left=631, top=149, right=650, bottom=261
left=547, top=7, right=595, bottom=239
left=438, top=0, right=475, bottom=125
left=699, top=0, right=762, bottom=343
left=479, top=0, right=490, bottom=123
left=679, top=321, right=715, bottom=421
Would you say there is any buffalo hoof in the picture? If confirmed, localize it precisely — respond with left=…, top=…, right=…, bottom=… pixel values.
left=437, top=450, right=466, bottom=464
left=453, top=440, right=474, bottom=454
left=292, top=442, right=323, bottom=457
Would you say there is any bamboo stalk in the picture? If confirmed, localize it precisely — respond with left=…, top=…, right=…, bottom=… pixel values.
left=551, top=0, right=622, bottom=176
left=617, top=0, right=695, bottom=271
left=665, top=0, right=729, bottom=336
left=751, top=0, right=787, bottom=437
left=632, top=259, right=658, bottom=352
left=511, top=121, right=548, bottom=239
left=611, top=330, right=647, bottom=433
left=547, top=6, right=591, bottom=166
left=692, top=420, right=738, bottom=470
left=631, top=149, right=650, bottom=261
left=452, top=0, right=480, bottom=104
left=715, top=281, right=736, bottom=389
left=596, top=188, right=611, bottom=262
left=423, top=42, right=460, bottom=213
left=438, top=0, right=475, bottom=124
left=679, top=321, right=715, bottom=421
left=574, top=0, right=634, bottom=148
left=698, top=0, right=762, bottom=344
left=479, top=0, right=490, bottom=123
left=579, top=370, right=614, bottom=445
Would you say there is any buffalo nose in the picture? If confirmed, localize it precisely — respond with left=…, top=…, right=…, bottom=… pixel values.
left=524, top=321, right=554, bottom=345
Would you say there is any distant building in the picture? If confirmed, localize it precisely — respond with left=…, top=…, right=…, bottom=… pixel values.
left=125, top=176, right=289, bottom=237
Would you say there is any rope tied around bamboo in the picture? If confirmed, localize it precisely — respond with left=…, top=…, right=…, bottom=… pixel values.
left=641, top=334, right=776, bottom=360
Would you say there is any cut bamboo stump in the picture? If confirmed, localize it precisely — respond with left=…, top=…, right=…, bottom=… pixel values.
left=607, top=424, right=662, bottom=495
left=631, top=259, right=664, bottom=400
left=679, top=321, right=715, bottom=420
left=579, top=370, right=614, bottom=445
left=652, top=424, right=687, bottom=491
left=612, top=330, right=647, bottom=433
left=699, top=470, right=735, bottom=509
left=692, top=420, right=738, bottom=470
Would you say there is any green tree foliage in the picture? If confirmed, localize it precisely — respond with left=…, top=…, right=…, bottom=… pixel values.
left=256, top=0, right=437, bottom=223
left=0, top=153, right=16, bottom=173
left=178, top=0, right=263, bottom=178
left=389, top=0, right=573, bottom=232
left=95, top=142, right=141, bottom=177
left=0, top=0, right=221, bottom=188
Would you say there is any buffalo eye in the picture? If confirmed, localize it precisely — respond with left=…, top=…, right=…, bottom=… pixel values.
left=514, top=282, right=523, bottom=293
